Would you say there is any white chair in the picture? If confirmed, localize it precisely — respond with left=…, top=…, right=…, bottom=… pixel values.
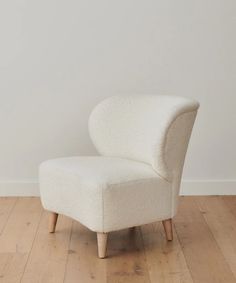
left=39, top=95, right=199, bottom=258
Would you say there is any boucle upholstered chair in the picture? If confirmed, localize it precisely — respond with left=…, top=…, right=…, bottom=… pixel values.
left=39, top=95, right=199, bottom=258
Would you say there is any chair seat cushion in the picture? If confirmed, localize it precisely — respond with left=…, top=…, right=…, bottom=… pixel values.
left=39, top=156, right=172, bottom=232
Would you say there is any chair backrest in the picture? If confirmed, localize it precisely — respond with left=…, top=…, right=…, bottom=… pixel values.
left=89, top=95, right=199, bottom=181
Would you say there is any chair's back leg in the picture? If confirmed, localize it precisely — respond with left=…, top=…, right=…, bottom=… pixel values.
left=162, top=218, right=173, bottom=241
left=97, top=232, right=108, bottom=258
left=49, top=212, right=58, bottom=233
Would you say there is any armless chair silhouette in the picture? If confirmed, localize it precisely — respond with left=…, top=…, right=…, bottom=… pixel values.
left=39, top=95, right=199, bottom=258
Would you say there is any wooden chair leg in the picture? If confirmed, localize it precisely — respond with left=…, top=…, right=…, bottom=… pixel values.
left=97, top=233, right=108, bottom=258
left=49, top=212, right=58, bottom=233
left=162, top=218, right=173, bottom=241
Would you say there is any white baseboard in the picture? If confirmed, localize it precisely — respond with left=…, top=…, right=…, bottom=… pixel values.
left=0, top=180, right=39, bottom=197
left=0, top=179, right=235, bottom=197
left=180, top=180, right=236, bottom=195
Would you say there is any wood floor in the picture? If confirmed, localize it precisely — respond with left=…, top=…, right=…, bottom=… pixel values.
left=0, top=196, right=236, bottom=283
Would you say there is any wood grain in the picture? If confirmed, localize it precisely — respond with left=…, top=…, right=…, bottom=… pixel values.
left=0, top=197, right=17, bottom=233
left=107, top=227, right=151, bottom=283
left=174, top=196, right=236, bottom=283
left=64, top=221, right=107, bottom=283
left=0, top=198, right=42, bottom=282
left=141, top=222, right=193, bottom=283
left=196, top=196, right=236, bottom=278
left=0, top=197, right=236, bottom=283
left=21, top=211, right=72, bottom=283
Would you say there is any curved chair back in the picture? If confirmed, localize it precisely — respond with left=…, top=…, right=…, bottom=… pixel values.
left=89, top=95, right=199, bottom=182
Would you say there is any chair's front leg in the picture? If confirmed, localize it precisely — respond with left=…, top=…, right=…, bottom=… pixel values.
left=48, top=212, right=58, bottom=233
left=97, top=233, right=108, bottom=258
left=162, top=218, right=173, bottom=241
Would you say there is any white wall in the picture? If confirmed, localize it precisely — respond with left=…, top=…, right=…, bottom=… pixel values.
left=0, top=1, right=236, bottom=195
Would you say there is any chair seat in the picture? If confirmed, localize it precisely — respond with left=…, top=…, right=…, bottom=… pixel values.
left=39, top=156, right=172, bottom=232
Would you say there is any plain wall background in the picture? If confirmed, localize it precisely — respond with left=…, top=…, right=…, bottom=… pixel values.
left=0, top=1, right=235, bottom=194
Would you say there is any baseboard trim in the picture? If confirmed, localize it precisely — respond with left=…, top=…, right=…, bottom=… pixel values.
left=0, top=179, right=235, bottom=197
left=180, top=180, right=236, bottom=195
left=0, top=180, right=39, bottom=196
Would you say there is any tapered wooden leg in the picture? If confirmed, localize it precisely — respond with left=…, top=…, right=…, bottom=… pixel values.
left=162, top=218, right=173, bottom=241
left=97, top=233, right=108, bottom=258
left=48, top=212, right=58, bottom=233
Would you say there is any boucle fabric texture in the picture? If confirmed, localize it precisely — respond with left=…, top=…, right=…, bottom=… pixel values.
left=39, top=95, right=199, bottom=232
left=40, top=157, right=171, bottom=232
left=89, top=95, right=199, bottom=181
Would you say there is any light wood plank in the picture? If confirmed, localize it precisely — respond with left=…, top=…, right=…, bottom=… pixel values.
left=0, top=197, right=42, bottom=253
left=0, top=253, right=28, bottom=283
left=0, top=196, right=236, bottom=282
left=106, top=227, right=151, bottom=283
left=0, top=198, right=42, bottom=282
left=0, top=197, right=17, bottom=233
left=21, top=211, right=72, bottom=283
left=196, top=196, right=236, bottom=278
left=175, top=196, right=236, bottom=283
left=64, top=221, right=107, bottom=283
left=65, top=225, right=150, bottom=283
left=222, top=196, right=236, bottom=219
left=141, top=221, right=193, bottom=283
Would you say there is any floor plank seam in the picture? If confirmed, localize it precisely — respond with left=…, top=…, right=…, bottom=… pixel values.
left=1, top=197, right=236, bottom=282
left=0, top=197, right=18, bottom=235
left=222, top=197, right=236, bottom=222
left=173, top=222, right=195, bottom=283
left=62, top=219, right=73, bottom=283
left=194, top=197, right=236, bottom=282
left=19, top=207, right=44, bottom=283
left=138, top=226, right=152, bottom=283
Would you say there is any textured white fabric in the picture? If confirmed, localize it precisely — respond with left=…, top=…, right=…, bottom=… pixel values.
left=39, top=156, right=171, bottom=232
left=39, top=95, right=199, bottom=233
left=165, top=110, right=198, bottom=215
left=89, top=95, right=199, bottom=181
